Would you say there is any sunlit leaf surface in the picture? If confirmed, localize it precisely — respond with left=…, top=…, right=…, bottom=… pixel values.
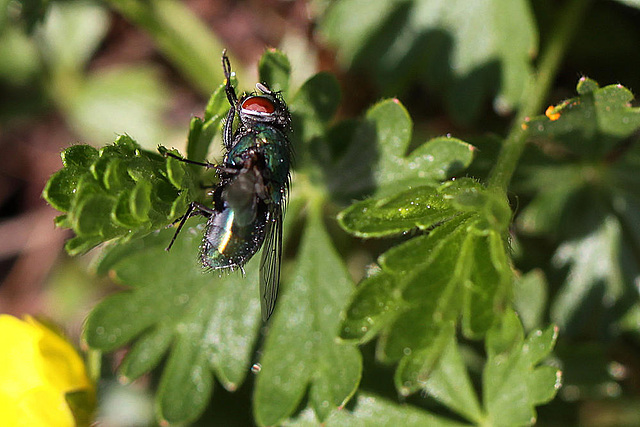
left=519, top=78, right=640, bottom=334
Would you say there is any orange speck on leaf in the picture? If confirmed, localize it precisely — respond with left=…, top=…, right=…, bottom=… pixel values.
left=545, top=105, right=561, bottom=121
left=521, top=123, right=529, bottom=130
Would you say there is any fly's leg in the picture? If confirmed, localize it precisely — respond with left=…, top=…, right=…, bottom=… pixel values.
left=222, top=50, right=237, bottom=151
left=161, top=150, right=242, bottom=177
left=166, top=202, right=217, bottom=251
left=162, top=150, right=217, bottom=170
left=222, top=51, right=237, bottom=105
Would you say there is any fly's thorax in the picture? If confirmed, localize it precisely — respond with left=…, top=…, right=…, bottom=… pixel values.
left=226, top=124, right=291, bottom=188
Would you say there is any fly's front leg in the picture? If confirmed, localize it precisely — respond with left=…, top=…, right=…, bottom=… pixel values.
left=222, top=51, right=236, bottom=105
left=222, top=51, right=238, bottom=151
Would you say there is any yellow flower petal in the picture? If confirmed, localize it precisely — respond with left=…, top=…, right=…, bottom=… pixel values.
left=0, top=314, right=94, bottom=427
left=0, top=315, right=43, bottom=395
left=26, top=316, right=92, bottom=392
left=17, top=386, right=76, bottom=427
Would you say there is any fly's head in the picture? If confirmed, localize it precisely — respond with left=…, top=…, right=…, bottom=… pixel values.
left=238, top=83, right=291, bottom=131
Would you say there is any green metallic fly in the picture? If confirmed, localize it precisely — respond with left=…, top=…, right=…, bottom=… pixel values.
left=164, top=51, right=292, bottom=321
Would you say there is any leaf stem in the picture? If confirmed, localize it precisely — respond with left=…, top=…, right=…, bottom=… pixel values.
left=87, top=348, right=102, bottom=384
left=487, top=0, right=592, bottom=190
left=103, top=0, right=241, bottom=96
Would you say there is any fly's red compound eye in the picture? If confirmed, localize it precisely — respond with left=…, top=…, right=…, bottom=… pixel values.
left=241, top=96, right=275, bottom=114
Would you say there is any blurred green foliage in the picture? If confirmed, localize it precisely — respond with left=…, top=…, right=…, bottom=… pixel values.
left=321, top=0, right=537, bottom=124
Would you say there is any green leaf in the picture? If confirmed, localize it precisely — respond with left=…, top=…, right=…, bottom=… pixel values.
left=339, top=270, right=404, bottom=343
left=378, top=213, right=471, bottom=273
left=618, top=305, right=640, bottom=345
left=339, top=177, right=514, bottom=405
left=130, top=180, right=152, bottom=221
left=614, top=0, right=640, bottom=9
left=259, top=48, right=291, bottom=94
left=367, top=100, right=472, bottom=190
left=518, top=78, right=640, bottom=335
left=527, top=78, right=640, bottom=158
left=550, top=215, right=627, bottom=333
left=43, top=135, right=193, bottom=254
left=290, top=71, right=341, bottom=160
left=325, top=99, right=474, bottom=200
left=462, top=229, right=513, bottom=338
left=378, top=226, right=469, bottom=362
left=320, top=0, right=537, bottom=123
left=43, top=166, right=87, bottom=212
left=65, top=389, right=96, bottom=427
left=395, top=323, right=456, bottom=395
left=64, top=236, right=104, bottom=256
left=187, top=117, right=215, bottom=165
left=376, top=225, right=470, bottom=363
left=203, top=81, right=229, bottom=122
left=515, top=165, right=585, bottom=235
left=482, top=310, right=560, bottom=426
left=188, top=80, right=231, bottom=163
left=157, top=318, right=215, bottom=425
left=65, top=66, right=170, bottom=149
left=36, top=1, right=109, bottom=72
left=73, top=194, right=114, bottom=236
left=12, top=0, right=50, bottom=32
left=61, top=144, right=99, bottom=168
left=418, top=328, right=483, bottom=423
left=0, top=25, right=41, bottom=88
left=514, top=270, right=548, bottom=332
left=118, top=324, right=173, bottom=381
left=384, top=311, right=560, bottom=426
left=253, top=206, right=362, bottom=426
left=284, top=392, right=469, bottom=427
left=338, top=184, right=442, bottom=237
left=338, top=178, right=482, bottom=237
left=390, top=229, right=504, bottom=351
left=84, top=219, right=262, bottom=424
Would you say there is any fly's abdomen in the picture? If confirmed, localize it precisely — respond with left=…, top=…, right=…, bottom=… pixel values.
left=200, top=206, right=267, bottom=270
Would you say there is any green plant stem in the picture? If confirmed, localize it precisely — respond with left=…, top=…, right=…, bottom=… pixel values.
left=488, top=0, right=591, bottom=190
left=87, top=348, right=102, bottom=384
left=103, top=0, right=240, bottom=96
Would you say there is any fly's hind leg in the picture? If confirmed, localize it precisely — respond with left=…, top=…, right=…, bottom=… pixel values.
left=166, top=202, right=217, bottom=251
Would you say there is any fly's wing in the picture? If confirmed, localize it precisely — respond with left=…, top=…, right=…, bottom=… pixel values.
left=259, top=203, right=283, bottom=321
left=223, top=169, right=259, bottom=226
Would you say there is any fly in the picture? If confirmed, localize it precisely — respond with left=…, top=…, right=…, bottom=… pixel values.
left=164, top=51, right=292, bottom=321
